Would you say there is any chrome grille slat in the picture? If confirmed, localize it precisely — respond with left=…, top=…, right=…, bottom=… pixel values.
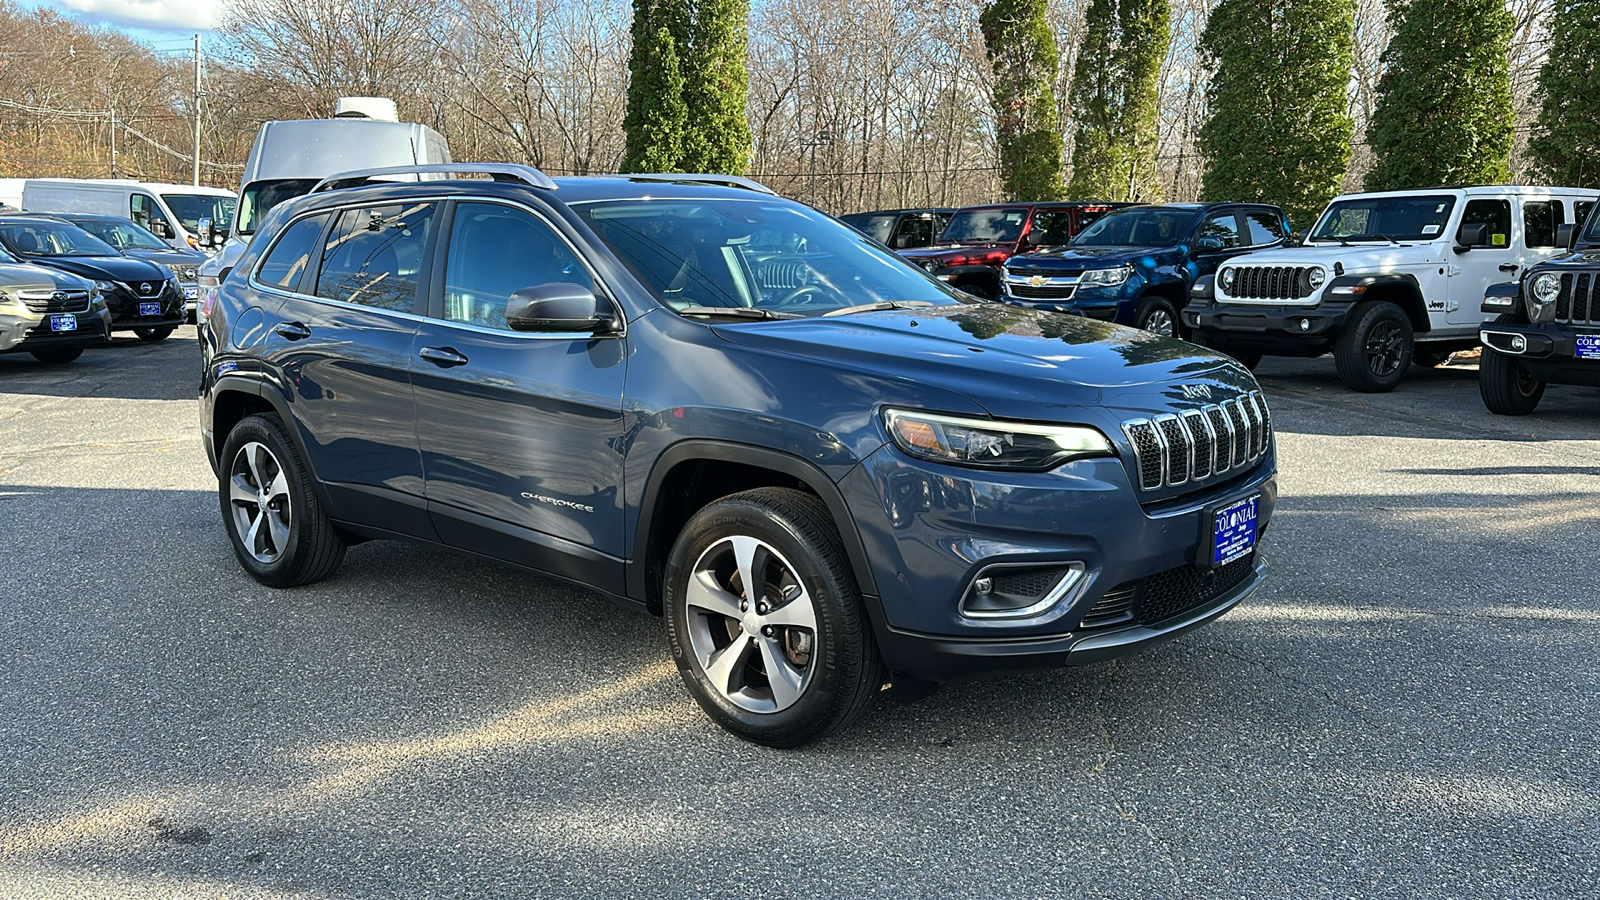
left=1123, top=391, right=1272, bottom=492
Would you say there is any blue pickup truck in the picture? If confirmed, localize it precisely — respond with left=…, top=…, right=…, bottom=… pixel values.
left=1000, top=202, right=1292, bottom=337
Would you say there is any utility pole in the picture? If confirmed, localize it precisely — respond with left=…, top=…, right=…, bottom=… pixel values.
left=108, top=105, right=116, bottom=178
left=192, top=33, right=202, bottom=186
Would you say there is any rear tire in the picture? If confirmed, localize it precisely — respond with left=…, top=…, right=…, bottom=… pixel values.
left=1334, top=301, right=1412, bottom=392
left=134, top=326, right=175, bottom=342
left=664, top=487, right=884, bottom=747
left=1479, top=335, right=1545, bottom=416
left=218, top=413, right=346, bottom=587
left=29, top=348, right=82, bottom=364
left=1135, top=295, right=1180, bottom=337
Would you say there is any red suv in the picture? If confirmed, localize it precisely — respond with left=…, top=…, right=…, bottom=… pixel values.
left=899, top=202, right=1127, bottom=299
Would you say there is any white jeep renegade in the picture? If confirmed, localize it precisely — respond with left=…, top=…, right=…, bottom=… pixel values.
left=1184, top=186, right=1599, bottom=391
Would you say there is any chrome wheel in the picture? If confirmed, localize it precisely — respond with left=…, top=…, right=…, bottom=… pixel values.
left=684, top=534, right=818, bottom=714
left=1142, top=308, right=1176, bottom=337
left=228, top=441, right=291, bottom=564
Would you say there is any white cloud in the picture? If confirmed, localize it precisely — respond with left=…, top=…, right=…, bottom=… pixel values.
left=55, top=0, right=222, bottom=32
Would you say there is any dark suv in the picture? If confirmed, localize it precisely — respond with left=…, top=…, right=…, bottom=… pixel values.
left=199, top=164, right=1277, bottom=746
left=898, top=202, right=1127, bottom=299
left=1002, top=203, right=1291, bottom=337
left=1479, top=213, right=1600, bottom=413
left=0, top=216, right=185, bottom=342
left=839, top=208, right=954, bottom=250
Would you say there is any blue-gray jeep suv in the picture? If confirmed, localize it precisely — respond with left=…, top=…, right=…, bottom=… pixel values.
left=198, top=164, right=1278, bottom=747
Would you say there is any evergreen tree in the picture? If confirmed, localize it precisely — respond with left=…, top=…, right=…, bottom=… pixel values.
left=1067, top=0, right=1170, bottom=201
left=980, top=0, right=1065, bottom=201
left=1529, top=1, right=1600, bottom=188
left=622, top=0, right=750, bottom=175
left=1198, top=0, right=1356, bottom=227
left=1364, top=0, right=1514, bottom=191
left=622, top=1, right=691, bottom=173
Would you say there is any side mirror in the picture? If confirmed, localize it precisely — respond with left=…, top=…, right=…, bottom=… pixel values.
left=506, top=283, right=614, bottom=333
left=1558, top=223, right=1577, bottom=250
left=1288, top=231, right=1306, bottom=247
left=1455, top=223, right=1488, bottom=252
left=150, top=219, right=171, bottom=239
left=199, top=217, right=214, bottom=244
left=1195, top=235, right=1224, bottom=253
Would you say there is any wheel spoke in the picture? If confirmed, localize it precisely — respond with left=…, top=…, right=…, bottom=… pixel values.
left=685, top=569, right=743, bottom=619
left=729, top=535, right=767, bottom=605
left=246, top=443, right=268, bottom=490
left=757, top=635, right=805, bottom=709
left=764, top=587, right=816, bottom=631
left=703, top=634, right=754, bottom=696
left=264, top=469, right=290, bottom=503
left=228, top=474, right=256, bottom=506
left=244, top=510, right=265, bottom=556
left=265, top=510, right=290, bottom=554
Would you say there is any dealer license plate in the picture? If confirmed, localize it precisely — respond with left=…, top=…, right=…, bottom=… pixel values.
left=183, top=286, right=198, bottom=300
left=48, top=314, right=77, bottom=332
left=1209, top=495, right=1259, bottom=567
left=1576, top=335, right=1600, bottom=360
left=139, top=302, right=161, bottom=316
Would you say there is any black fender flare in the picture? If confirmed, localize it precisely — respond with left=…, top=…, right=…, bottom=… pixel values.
left=1328, top=273, right=1430, bottom=332
left=629, top=440, right=880, bottom=610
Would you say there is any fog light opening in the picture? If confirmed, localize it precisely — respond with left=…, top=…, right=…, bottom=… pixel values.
left=960, top=563, right=1088, bottom=619
left=1510, top=335, right=1527, bottom=353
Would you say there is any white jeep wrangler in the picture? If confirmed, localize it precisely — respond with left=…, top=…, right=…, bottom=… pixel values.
left=1184, top=186, right=1600, bottom=391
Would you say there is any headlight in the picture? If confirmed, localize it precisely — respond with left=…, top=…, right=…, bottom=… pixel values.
left=1528, top=272, right=1561, bottom=323
left=1220, top=267, right=1235, bottom=290
left=1079, top=266, right=1133, bottom=288
left=1307, top=267, right=1326, bottom=288
left=884, top=409, right=1114, bottom=471
left=93, top=279, right=117, bottom=295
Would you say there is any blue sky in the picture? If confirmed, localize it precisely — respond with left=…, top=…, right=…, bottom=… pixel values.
left=27, top=0, right=219, bottom=43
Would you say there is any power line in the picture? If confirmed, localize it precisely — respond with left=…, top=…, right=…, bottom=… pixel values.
left=0, top=98, right=244, bottom=171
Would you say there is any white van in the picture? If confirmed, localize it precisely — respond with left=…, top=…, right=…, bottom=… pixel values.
left=20, top=179, right=235, bottom=253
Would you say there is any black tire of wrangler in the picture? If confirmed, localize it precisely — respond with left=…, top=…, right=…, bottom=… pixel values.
left=29, top=348, right=83, bottom=364
left=663, top=487, right=885, bottom=748
left=1334, top=301, right=1413, bottom=393
left=218, top=413, right=346, bottom=587
left=1479, top=338, right=1546, bottom=416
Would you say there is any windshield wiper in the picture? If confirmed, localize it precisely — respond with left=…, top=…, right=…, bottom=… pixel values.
left=677, top=306, right=802, bottom=320
left=822, top=300, right=935, bottom=317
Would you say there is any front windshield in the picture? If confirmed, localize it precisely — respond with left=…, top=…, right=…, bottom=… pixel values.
left=940, top=208, right=1028, bottom=244
left=1310, top=195, right=1456, bottom=242
left=74, top=219, right=168, bottom=251
left=162, top=193, right=237, bottom=235
left=235, top=179, right=320, bottom=236
left=840, top=213, right=896, bottom=243
left=1072, top=208, right=1199, bottom=246
left=0, top=221, right=119, bottom=257
left=576, top=198, right=964, bottom=317
left=0, top=242, right=15, bottom=264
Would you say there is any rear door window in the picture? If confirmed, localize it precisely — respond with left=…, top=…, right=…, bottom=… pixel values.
left=1243, top=211, right=1285, bottom=247
left=314, top=203, right=437, bottom=313
left=1523, top=200, right=1559, bottom=249
left=255, top=214, right=329, bottom=291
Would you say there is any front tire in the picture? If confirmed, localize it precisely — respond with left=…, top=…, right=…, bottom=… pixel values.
left=663, top=488, right=884, bottom=747
left=218, top=413, right=346, bottom=587
left=29, top=348, right=82, bottom=364
left=1334, top=301, right=1413, bottom=392
left=1479, top=336, right=1545, bottom=415
left=134, top=326, right=175, bottom=342
left=1135, top=295, right=1180, bottom=337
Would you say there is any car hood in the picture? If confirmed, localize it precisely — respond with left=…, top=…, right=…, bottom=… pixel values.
left=1007, top=245, right=1169, bottom=271
left=1227, top=242, right=1441, bottom=270
left=123, top=248, right=207, bottom=269
left=712, top=303, right=1256, bottom=421
left=900, top=243, right=1010, bottom=261
left=0, top=262, right=92, bottom=292
left=24, top=254, right=169, bottom=283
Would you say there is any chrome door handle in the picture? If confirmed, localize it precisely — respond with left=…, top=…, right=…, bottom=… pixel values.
left=418, top=346, right=468, bottom=367
left=274, top=321, right=311, bottom=341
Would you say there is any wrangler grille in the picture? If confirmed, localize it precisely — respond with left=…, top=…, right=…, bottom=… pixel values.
left=1122, top=391, right=1271, bottom=491
left=18, top=289, right=92, bottom=314
left=1557, top=272, right=1600, bottom=325
left=1229, top=265, right=1314, bottom=301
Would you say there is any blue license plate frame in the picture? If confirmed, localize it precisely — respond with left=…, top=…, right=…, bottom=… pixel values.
left=1205, top=494, right=1260, bottom=568
left=48, top=314, right=77, bottom=332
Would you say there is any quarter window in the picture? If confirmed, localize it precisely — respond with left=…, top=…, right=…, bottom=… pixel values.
left=1243, top=211, right=1285, bottom=246
left=1576, top=201, right=1595, bottom=233
left=255, top=215, right=329, bottom=291
left=1523, top=200, right=1559, bottom=249
left=1196, top=212, right=1242, bottom=249
left=314, top=203, right=437, bottom=312
left=1461, top=199, right=1512, bottom=248
left=440, top=202, right=594, bottom=331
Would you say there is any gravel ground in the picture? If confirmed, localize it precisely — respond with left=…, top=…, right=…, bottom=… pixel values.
left=1, top=331, right=1597, bottom=898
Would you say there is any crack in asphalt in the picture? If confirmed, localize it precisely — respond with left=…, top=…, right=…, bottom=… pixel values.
left=1088, top=686, right=1186, bottom=897
left=1201, top=644, right=1382, bottom=730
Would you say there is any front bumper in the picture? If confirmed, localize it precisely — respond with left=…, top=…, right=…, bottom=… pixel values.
left=0, top=307, right=112, bottom=353
left=840, top=443, right=1277, bottom=682
left=1481, top=322, right=1600, bottom=388
left=1185, top=298, right=1355, bottom=356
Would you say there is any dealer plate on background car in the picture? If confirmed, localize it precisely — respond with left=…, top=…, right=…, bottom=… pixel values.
left=1576, top=335, right=1600, bottom=360
left=138, top=302, right=161, bottom=316
left=183, top=286, right=198, bottom=300
left=48, top=314, right=76, bottom=332
left=1208, top=494, right=1259, bottom=567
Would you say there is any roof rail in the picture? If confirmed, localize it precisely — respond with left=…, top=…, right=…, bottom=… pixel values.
left=311, top=163, right=558, bottom=194
left=627, top=173, right=778, bottom=196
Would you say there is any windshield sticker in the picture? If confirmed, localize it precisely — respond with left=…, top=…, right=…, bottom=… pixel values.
left=1436, top=204, right=1447, bottom=213
left=1421, top=224, right=1440, bottom=235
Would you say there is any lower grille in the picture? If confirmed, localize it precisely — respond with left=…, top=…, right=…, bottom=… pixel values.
left=1009, top=284, right=1077, bottom=300
left=1138, top=554, right=1257, bottom=626
left=1123, top=391, right=1271, bottom=491
left=18, top=290, right=91, bottom=313
left=1079, top=584, right=1137, bottom=629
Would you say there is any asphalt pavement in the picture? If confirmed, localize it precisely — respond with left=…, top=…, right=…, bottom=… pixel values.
left=1, top=331, right=1597, bottom=898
